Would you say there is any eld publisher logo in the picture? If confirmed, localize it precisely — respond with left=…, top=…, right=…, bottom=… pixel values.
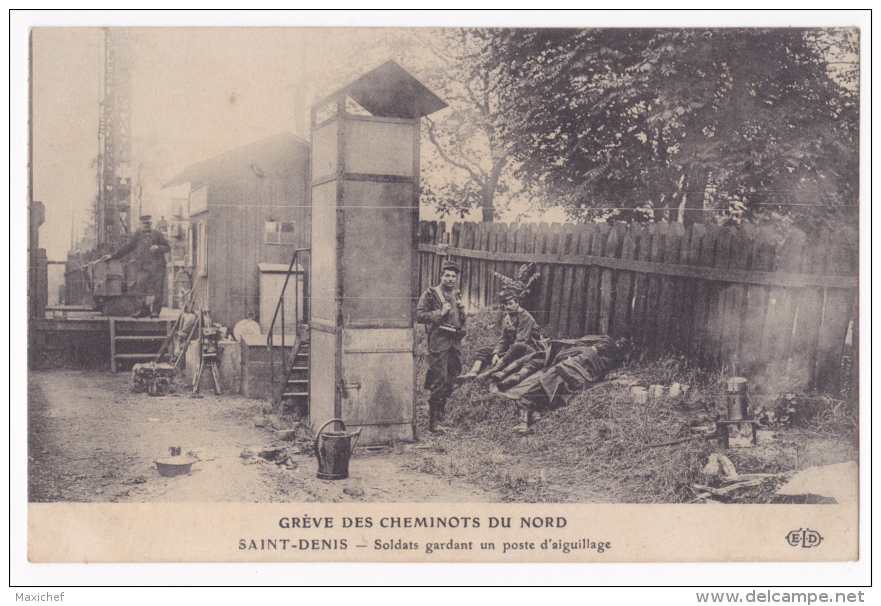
left=786, top=528, right=823, bottom=548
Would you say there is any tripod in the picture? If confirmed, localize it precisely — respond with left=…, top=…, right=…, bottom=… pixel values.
left=193, top=350, right=221, bottom=395
left=193, top=314, right=221, bottom=395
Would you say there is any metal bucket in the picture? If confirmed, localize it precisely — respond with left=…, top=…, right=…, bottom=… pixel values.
left=154, top=456, right=196, bottom=477
left=726, top=377, right=749, bottom=420
left=314, top=419, right=361, bottom=480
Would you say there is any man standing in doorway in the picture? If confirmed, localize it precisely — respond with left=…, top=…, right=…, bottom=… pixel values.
left=416, top=260, right=466, bottom=433
left=101, top=215, right=171, bottom=318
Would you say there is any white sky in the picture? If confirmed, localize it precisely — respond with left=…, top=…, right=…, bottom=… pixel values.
left=32, top=27, right=393, bottom=260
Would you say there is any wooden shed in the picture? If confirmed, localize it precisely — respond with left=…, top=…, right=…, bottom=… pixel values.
left=164, top=132, right=311, bottom=330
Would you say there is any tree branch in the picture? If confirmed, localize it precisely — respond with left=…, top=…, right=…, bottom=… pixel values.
left=424, top=116, right=486, bottom=185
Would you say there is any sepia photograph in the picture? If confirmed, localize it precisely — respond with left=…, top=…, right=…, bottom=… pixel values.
left=16, top=11, right=868, bottom=578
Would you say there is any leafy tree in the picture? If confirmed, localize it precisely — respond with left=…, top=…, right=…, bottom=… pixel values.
left=297, top=28, right=520, bottom=222
left=484, top=28, right=859, bottom=230
left=406, top=28, right=521, bottom=222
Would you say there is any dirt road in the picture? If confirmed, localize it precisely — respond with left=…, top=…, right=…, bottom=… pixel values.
left=27, top=370, right=499, bottom=503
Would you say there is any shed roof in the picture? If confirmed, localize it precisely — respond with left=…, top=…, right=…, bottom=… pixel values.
left=328, top=60, right=447, bottom=119
left=163, top=131, right=309, bottom=188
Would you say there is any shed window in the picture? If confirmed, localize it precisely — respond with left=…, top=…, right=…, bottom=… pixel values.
left=265, top=220, right=296, bottom=245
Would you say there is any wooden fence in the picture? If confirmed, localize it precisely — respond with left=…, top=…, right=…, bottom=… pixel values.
left=417, top=220, right=858, bottom=394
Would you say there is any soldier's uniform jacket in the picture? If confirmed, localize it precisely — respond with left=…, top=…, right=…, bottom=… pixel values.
left=416, top=285, right=466, bottom=353
left=110, top=228, right=171, bottom=294
left=494, top=307, right=542, bottom=356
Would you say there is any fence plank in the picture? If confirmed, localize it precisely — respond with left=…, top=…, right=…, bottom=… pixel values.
left=739, top=226, right=775, bottom=377
left=611, top=224, right=637, bottom=340
left=418, top=221, right=431, bottom=294
left=511, top=223, right=524, bottom=301
left=451, top=222, right=463, bottom=301
left=450, top=222, right=462, bottom=299
left=485, top=223, right=499, bottom=307
left=491, top=223, right=501, bottom=305
left=678, top=224, right=703, bottom=357
left=551, top=224, right=575, bottom=337
left=759, top=230, right=804, bottom=378
left=708, top=227, right=737, bottom=364
left=847, top=291, right=859, bottom=404
left=790, top=231, right=827, bottom=389
left=631, top=223, right=654, bottom=348
left=566, top=224, right=591, bottom=337
left=502, top=222, right=515, bottom=291
left=496, top=222, right=512, bottom=310
left=547, top=223, right=567, bottom=336
left=658, top=223, right=686, bottom=352
left=474, top=222, right=487, bottom=308
left=462, top=222, right=476, bottom=310
left=720, top=226, right=751, bottom=374
left=534, top=223, right=551, bottom=328
left=485, top=221, right=496, bottom=307
left=426, top=221, right=438, bottom=286
left=558, top=224, right=578, bottom=337
left=814, top=237, right=857, bottom=393
left=584, top=223, right=609, bottom=334
left=598, top=224, right=622, bottom=335
left=644, top=223, right=666, bottom=352
left=434, top=221, right=446, bottom=285
left=653, top=223, right=673, bottom=352
left=692, top=225, right=718, bottom=361
left=523, top=223, right=537, bottom=315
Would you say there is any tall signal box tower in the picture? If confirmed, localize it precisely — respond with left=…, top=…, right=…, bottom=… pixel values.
left=308, top=61, right=447, bottom=444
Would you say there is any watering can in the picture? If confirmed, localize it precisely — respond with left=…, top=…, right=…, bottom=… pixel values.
left=314, top=418, right=361, bottom=480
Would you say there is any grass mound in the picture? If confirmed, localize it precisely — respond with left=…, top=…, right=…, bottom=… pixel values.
left=411, top=307, right=728, bottom=503
left=412, top=307, right=856, bottom=503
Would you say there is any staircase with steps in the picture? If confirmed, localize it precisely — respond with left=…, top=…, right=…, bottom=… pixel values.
left=241, top=332, right=310, bottom=413
left=279, top=340, right=309, bottom=413
left=262, top=247, right=311, bottom=412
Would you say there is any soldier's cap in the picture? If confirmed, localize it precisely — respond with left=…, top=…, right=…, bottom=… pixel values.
left=499, top=289, right=518, bottom=303
left=139, top=215, right=152, bottom=223
left=441, top=260, right=460, bottom=274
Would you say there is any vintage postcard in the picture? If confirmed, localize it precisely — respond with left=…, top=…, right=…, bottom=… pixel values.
left=19, top=17, right=866, bottom=577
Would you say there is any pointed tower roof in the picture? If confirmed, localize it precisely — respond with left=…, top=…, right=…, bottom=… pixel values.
left=333, top=60, right=447, bottom=119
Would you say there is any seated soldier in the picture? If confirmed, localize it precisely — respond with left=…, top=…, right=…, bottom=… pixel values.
left=458, top=289, right=544, bottom=382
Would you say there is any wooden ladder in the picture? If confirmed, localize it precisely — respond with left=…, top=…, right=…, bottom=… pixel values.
left=109, top=318, right=174, bottom=373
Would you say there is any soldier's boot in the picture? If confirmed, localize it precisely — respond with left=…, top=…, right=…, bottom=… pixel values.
left=456, top=360, right=483, bottom=382
left=512, top=408, right=532, bottom=434
left=428, top=402, right=449, bottom=434
left=498, top=368, right=529, bottom=392
left=498, top=375, right=519, bottom=391
left=147, top=296, right=160, bottom=318
left=429, top=410, right=448, bottom=434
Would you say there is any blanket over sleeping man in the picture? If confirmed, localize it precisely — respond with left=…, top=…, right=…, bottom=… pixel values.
left=496, top=335, right=623, bottom=432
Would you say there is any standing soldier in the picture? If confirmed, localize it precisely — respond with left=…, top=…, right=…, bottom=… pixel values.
left=416, top=260, right=466, bottom=433
left=101, top=215, right=171, bottom=318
